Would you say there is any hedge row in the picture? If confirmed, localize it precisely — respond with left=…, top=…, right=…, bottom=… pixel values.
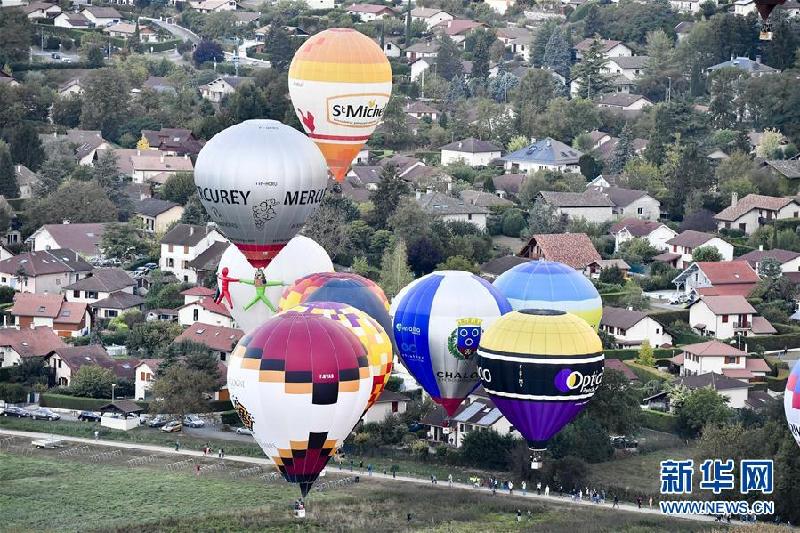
left=220, top=410, right=240, bottom=425
left=146, top=39, right=183, bottom=53
left=648, top=310, right=690, bottom=326
left=640, top=409, right=678, bottom=433
left=11, top=62, right=94, bottom=71
left=747, top=333, right=800, bottom=352
left=604, top=348, right=677, bottom=361
left=39, top=393, right=148, bottom=411
left=207, top=399, right=233, bottom=412
left=775, top=219, right=800, bottom=232
left=766, top=376, right=789, bottom=392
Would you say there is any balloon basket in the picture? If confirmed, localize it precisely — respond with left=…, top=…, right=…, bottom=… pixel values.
left=294, top=509, right=306, bottom=519
left=760, top=22, right=773, bottom=40
left=529, top=450, right=545, bottom=470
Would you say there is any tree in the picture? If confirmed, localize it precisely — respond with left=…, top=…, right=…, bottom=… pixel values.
left=487, top=72, right=518, bottom=103
left=80, top=68, right=130, bottom=141
left=92, top=150, right=129, bottom=215
left=691, top=246, right=722, bottom=262
left=466, top=28, right=494, bottom=80
left=0, top=9, right=33, bottom=65
left=549, top=415, right=613, bottom=463
left=533, top=97, right=600, bottom=143
left=436, top=35, right=464, bottom=81
left=607, top=124, right=634, bottom=175
left=193, top=39, right=224, bottom=66
left=264, top=25, right=300, bottom=71
left=23, top=181, right=117, bottom=235
left=708, top=67, right=747, bottom=129
left=507, top=135, right=529, bottom=153
left=368, top=164, right=409, bottom=228
left=101, top=222, right=148, bottom=262
left=675, top=387, right=732, bottom=438
left=150, top=364, right=217, bottom=417
left=511, top=69, right=557, bottom=136
left=755, top=128, right=785, bottom=160
left=302, top=188, right=353, bottom=264
left=598, top=265, right=625, bottom=285
left=52, top=96, right=83, bottom=128
left=570, top=37, right=611, bottom=99
left=637, top=340, right=655, bottom=367
left=159, top=172, right=195, bottom=205
left=7, top=122, right=45, bottom=172
left=585, top=369, right=641, bottom=435
left=757, top=257, right=783, bottom=280
left=501, top=209, right=526, bottom=237
left=126, top=321, right=183, bottom=358
left=460, top=428, right=515, bottom=470
left=376, top=96, right=411, bottom=149
left=70, top=365, right=116, bottom=399
left=436, top=255, right=477, bottom=273
left=388, top=197, right=430, bottom=244
left=378, top=239, right=414, bottom=299
left=180, top=194, right=210, bottom=225
left=85, top=45, right=104, bottom=68
left=0, top=140, right=17, bottom=199
left=542, top=26, right=571, bottom=79
left=527, top=197, right=568, bottom=235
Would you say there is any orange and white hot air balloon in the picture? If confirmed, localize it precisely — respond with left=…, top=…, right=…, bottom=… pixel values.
left=288, top=28, right=392, bottom=182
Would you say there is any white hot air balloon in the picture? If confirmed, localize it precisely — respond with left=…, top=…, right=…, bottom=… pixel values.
left=216, top=236, right=334, bottom=333
left=194, top=119, right=329, bottom=269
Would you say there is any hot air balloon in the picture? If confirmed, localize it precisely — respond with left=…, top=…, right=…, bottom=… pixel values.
left=288, top=28, right=392, bottom=182
left=227, top=313, right=371, bottom=496
left=279, top=272, right=392, bottom=342
left=216, top=236, right=334, bottom=334
left=785, top=359, right=800, bottom=448
left=493, top=260, right=603, bottom=331
left=194, top=119, right=329, bottom=269
left=755, top=0, right=786, bottom=39
left=390, top=271, right=512, bottom=416
left=283, top=302, right=393, bottom=410
left=476, top=310, right=604, bottom=464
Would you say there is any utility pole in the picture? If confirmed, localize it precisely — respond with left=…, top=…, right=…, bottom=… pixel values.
left=233, top=36, right=239, bottom=77
left=587, top=74, right=591, bottom=100
left=667, top=76, right=672, bottom=103
left=405, top=0, right=411, bottom=45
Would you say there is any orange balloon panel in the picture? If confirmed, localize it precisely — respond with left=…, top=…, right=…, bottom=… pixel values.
left=288, top=28, right=393, bottom=182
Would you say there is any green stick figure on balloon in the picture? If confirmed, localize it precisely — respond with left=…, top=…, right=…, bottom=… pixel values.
left=238, top=269, right=285, bottom=312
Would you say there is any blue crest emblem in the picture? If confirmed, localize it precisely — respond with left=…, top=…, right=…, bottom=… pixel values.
left=448, top=318, right=482, bottom=360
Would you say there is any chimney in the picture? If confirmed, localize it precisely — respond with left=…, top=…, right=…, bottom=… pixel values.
left=730, top=54, right=735, bottom=61
left=16, top=165, right=20, bottom=173
left=160, top=153, right=165, bottom=163
left=755, top=55, right=761, bottom=64
left=457, top=142, right=462, bottom=149
left=415, top=190, right=422, bottom=200
left=137, top=149, right=141, bottom=156
left=731, top=191, right=738, bottom=207
left=53, top=132, right=57, bottom=138
left=189, top=226, right=195, bottom=236
left=759, top=244, right=764, bottom=251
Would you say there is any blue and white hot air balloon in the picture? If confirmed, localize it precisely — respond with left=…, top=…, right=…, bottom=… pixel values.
left=492, top=260, right=603, bottom=330
left=390, top=271, right=511, bottom=416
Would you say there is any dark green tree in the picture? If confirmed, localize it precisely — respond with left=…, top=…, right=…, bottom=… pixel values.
left=436, top=35, right=464, bottom=81
left=52, top=96, right=83, bottom=128
left=571, top=37, right=611, bottom=99
left=7, top=122, right=45, bottom=172
left=86, top=45, right=105, bottom=68
left=0, top=141, right=18, bottom=199
left=368, top=164, right=409, bottom=228
left=265, top=25, right=299, bottom=71
left=607, top=123, right=634, bottom=174
left=676, top=387, right=732, bottom=438
left=159, top=172, right=196, bottom=205
left=192, top=39, right=224, bottom=66
left=0, top=9, right=33, bottom=65
left=80, top=68, right=130, bottom=141
left=180, top=194, right=210, bottom=225
left=542, top=26, right=572, bottom=79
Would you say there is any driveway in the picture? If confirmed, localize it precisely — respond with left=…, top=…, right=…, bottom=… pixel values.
left=139, top=17, right=200, bottom=44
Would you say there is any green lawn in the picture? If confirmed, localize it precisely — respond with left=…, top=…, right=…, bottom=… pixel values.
left=0, top=451, right=720, bottom=533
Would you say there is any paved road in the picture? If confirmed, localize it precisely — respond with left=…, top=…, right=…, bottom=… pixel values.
left=30, top=48, right=80, bottom=63
left=139, top=17, right=199, bottom=44
left=0, top=428, right=735, bottom=527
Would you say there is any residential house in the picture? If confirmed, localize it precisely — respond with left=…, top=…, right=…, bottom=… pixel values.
left=440, top=138, right=502, bottom=167
left=460, top=190, right=514, bottom=209
left=601, top=187, right=661, bottom=220
left=435, top=19, right=485, bottom=45
left=596, top=93, right=653, bottom=112
left=141, top=128, right=204, bottom=157
left=10, top=293, right=90, bottom=337
left=91, top=292, right=145, bottom=319
left=677, top=340, right=772, bottom=384
left=58, top=78, right=84, bottom=97
left=131, top=153, right=193, bottom=184
left=406, top=41, right=440, bottom=62
left=348, top=166, right=383, bottom=191
left=199, top=76, right=253, bottom=103
left=605, top=358, right=640, bottom=382
left=54, top=12, right=91, bottom=28
left=502, top=138, right=583, bottom=174
left=177, top=296, right=234, bottom=328
left=181, top=286, right=216, bottom=305
left=81, top=5, right=122, bottom=26
left=0, top=70, right=18, bottom=87
left=0, top=327, right=66, bottom=368
left=762, top=160, right=800, bottom=185
left=189, top=0, right=237, bottom=12
left=232, top=11, right=260, bottom=25
left=673, top=261, right=760, bottom=297
left=714, top=193, right=800, bottom=235
left=585, top=258, right=631, bottom=279
left=422, top=390, right=514, bottom=448
left=410, top=7, right=453, bottom=28
left=599, top=306, right=672, bottom=348
left=346, top=3, right=396, bottom=21
left=64, top=268, right=135, bottom=305
left=491, top=173, right=527, bottom=199
left=584, top=131, right=648, bottom=163
left=610, top=218, right=677, bottom=252
left=142, top=77, right=177, bottom=94
left=160, top=224, right=226, bottom=283
left=479, top=255, right=532, bottom=281
left=485, top=0, right=515, bottom=14
left=416, top=192, right=489, bottom=230
left=404, top=101, right=440, bottom=121
left=675, top=21, right=695, bottom=42
left=174, top=322, right=245, bottom=362
left=146, top=308, right=179, bottom=322
left=134, top=198, right=184, bottom=233
left=186, top=240, right=228, bottom=286
left=44, top=345, right=131, bottom=387
left=379, top=37, right=406, bottom=58
left=42, top=130, right=110, bottom=166
left=734, top=0, right=800, bottom=16
left=104, top=21, right=137, bottom=38
left=537, top=190, right=615, bottom=223
left=707, top=56, right=778, bottom=77
left=21, top=2, right=62, bottom=19
left=675, top=372, right=751, bottom=409
left=14, top=165, right=38, bottom=199
left=603, top=55, right=648, bottom=80
left=28, top=223, right=108, bottom=258
left=134, top=359, right=159, bottom=399
left=657, top=230, right=734, bottom=269
left=688, top=295, right=775, bottom=339
left=410, top=58, right=434, bottom=81
left=518, top=233, right=601, bottom=270
left=0, top=249, right=92, bottom=294
left=362, top=390, right=411, bottom=423
left=573, top=38, right=633, bottom=60
left=139, top=27, right=160, bottom=43
left=735, top=248, right=800, bottom=274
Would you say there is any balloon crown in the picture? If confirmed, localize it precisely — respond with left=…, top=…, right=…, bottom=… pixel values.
left=519, top=309, right=566, bottom=316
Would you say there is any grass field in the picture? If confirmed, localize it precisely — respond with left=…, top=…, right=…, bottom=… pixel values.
left=0, top=445, right=722, bottom=533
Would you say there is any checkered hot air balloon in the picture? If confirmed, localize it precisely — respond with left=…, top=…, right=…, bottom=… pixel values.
left=282, top=302, right=393, bottom=410
left=227, top=313, right=371, bottom=496
left=477, top=310, right=604, bottom=452
left=492, top=260, right=603, bottom=331
left=390, top=271, right=512, bottom=416
left=785, top=359, right=800, bottom=448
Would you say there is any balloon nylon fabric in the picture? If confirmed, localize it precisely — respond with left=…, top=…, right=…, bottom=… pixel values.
left=785, top=359, right=800, bottom=448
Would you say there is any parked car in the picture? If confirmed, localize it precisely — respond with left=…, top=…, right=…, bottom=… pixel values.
left=161, top=420, right=182, bottom=432
left=182, top=415, right=205, bottom=428
left=78, top=411, right=101, bottom=422
left=51, top=53, right=60, bottom=59
left=235, top=427, right=252, bottom=435
left=2, top=406, right=30, bottom=418
left=28, top=408, right=60, bottom=421
left=148, top=414, right=169, bottom=428
left=61, top=57, right=71, bottom=63
left=144, top=262, right=158, bottom=270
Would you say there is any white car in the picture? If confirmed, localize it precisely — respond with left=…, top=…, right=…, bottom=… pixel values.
left=235, top=427, right=252, bottom=435
left=183, top=415, right=205, bottom=428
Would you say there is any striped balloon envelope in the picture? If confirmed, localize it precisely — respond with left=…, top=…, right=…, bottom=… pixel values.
left=476, top=310, right=604, bottom=450
left=390, top=271, right=512, bottom=416
left=282, top=302, right=393, bottom=410
left=288, top=28, right=392, bottom=182
left=785, top=359, right=800, bottom=448
left=492, top=260, right=603, bottom=330
left=227, top=313, right=371, bottom=496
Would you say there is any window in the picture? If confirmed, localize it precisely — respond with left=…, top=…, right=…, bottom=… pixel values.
left=57, top=359, right=62, bottom=369
left=391, top=401, right=398, bottom=413
left=140, top=371, right=146, bottom=380
left=183, top=246, right=189, bottom=254
left=87, top=291, right=98, bottom=299
left=56, top=278, right=61, bottom=285
left=722, top=314, right=729, bottom=323
left=220, top=352, right=227, bottom=361
left=168, top=244, right=174, bottom=253
left=725, top=356, right=737, bottom=365
left=193, top=309, right=199, bottom=321
left=637, top=207, right=643, bottom=214
left=739, top=223, right=747, bottom=232
left=106, top=310, right=118, bottom=318
left=73, top=290, right=80, bottom=298
left=167, top=258, right=174, bottom=267
left=467, top=214, right=473, bottom=220
left=656, top=328, right=660, bottom=334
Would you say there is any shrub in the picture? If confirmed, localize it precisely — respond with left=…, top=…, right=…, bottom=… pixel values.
left=220, top=410, right=240, bottom=426
left=0, top=383, right=27, bottom=403
left=640, top=409, right=678, bottom=433
left=39, top=393, right=149, bottom=411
